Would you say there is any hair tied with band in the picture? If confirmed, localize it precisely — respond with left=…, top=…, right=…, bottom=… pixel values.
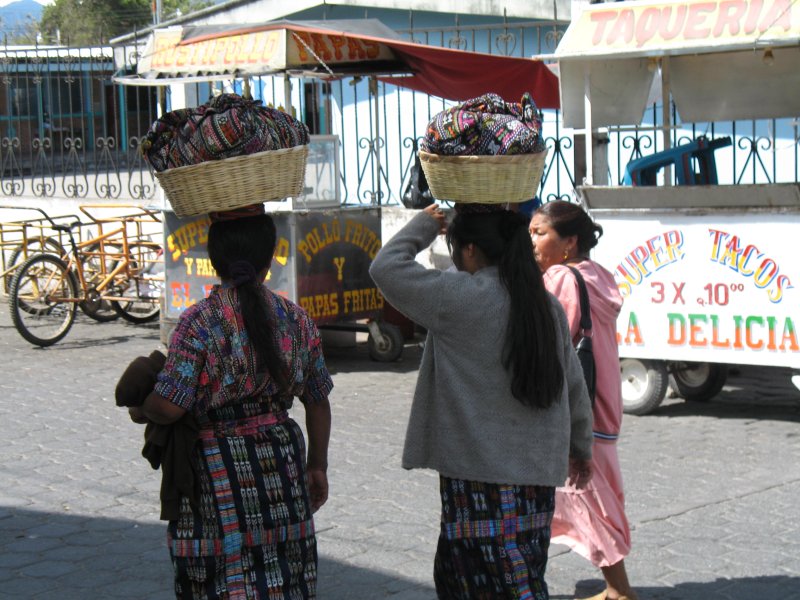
left=230, top=260, right=258, bottom=287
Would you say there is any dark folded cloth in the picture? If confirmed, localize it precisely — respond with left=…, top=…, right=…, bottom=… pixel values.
left=142, top=93, right=310, bottom=173
left=115, top=350, right=167, bottom=408
left=116, top=350, right=199, bottom=521
left=421, top=92, right=546, bottom=156
left=143, top=415, right=200, bottom=521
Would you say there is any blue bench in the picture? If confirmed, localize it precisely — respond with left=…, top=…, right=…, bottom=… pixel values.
left=623, top=136, right=732, bottom=186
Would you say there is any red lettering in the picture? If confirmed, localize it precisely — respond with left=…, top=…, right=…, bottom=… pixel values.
left=659, top=6, right=688, bottom=39
left=684, top=2, right=717, bottom=39
left=294, top=32, right=313, bottom=61
left=346, top=37, right=366, bottom=60
left=744, top=0, right=764, bottom=33
left=329, top=35, right=346, bottom=60
left=311, top=33, right=332, bottom=62
left=609, top=9, right=636, bottom=44
left=590, top=11, right=618, bottom=44
left=713, top=0, right=747, bottom=36
left=363, top=40, right=381, bottom=59
left=636, top=7, right=662, bottom=46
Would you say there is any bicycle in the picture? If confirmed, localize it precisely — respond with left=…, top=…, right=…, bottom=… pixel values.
left=8, top=205, right=164, bottom=346
left=1, top=206, right=74, bottom=293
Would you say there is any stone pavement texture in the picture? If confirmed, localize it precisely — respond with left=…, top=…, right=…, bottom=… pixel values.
left=0, top=302, right=799, bottom=600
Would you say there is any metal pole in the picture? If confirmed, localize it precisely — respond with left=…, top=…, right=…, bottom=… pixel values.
left=583, top=65, right=594, bottom=186
left=370, top=76, right=381, bottom=205
left=660, top=56, right=672, bottom=185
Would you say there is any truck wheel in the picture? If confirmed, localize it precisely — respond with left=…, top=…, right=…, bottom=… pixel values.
left=669, top=362, right=728, bottom=402
left=368, top=322, right=404, bottom=362
left=620, top=358, right=668, bottom=415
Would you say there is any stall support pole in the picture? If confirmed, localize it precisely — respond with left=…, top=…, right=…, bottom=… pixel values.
left=370, top=76, right=382, bottom=205
left=283, top=74, right=292, bottom=115
left=661, top=56, right=672, bottom=185
left=583, top=66, right=594, bottom=186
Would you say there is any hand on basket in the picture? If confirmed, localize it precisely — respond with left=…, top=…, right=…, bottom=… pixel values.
left=423, top=204, right=447, bottom=234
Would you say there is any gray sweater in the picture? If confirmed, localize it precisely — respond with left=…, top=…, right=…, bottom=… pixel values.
left=369, top=211, right=593, bottom=487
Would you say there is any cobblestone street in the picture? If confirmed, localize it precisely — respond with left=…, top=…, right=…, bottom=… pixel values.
left=1, top=303, right=799, bottom=599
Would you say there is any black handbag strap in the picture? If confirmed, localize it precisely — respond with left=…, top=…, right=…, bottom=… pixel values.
left=567, top=266, right=592, bottom=335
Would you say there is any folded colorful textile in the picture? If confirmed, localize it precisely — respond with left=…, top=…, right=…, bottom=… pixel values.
left=142, top=93, right=309, bottom=173
left=421, top=92, right=545, bottom=156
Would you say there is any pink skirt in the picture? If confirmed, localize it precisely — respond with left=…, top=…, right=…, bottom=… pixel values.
left=550, top=439, right=631, bottom=568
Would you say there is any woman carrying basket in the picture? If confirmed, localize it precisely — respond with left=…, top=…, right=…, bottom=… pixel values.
left=370, top=203, right=593, bottom=599
left=123, top=207, right=333, bottom=599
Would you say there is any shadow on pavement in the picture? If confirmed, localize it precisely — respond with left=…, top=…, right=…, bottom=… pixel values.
left=559, top=575, right=800, bottom=600
left=323, top=339, right=423, bottom=375
left=647, top=365, right=800, bottom=422
left=0, top=506, right=434, bottom=600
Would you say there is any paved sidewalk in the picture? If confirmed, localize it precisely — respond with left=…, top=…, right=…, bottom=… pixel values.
left=1, top=304, right=799, bottom=599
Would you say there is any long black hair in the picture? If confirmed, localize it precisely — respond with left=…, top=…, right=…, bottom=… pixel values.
left=207, top=214, right=288, bottom=392
left=446, top=210, right=563, bottom=408
left=535, top=200, right=603, bottom=255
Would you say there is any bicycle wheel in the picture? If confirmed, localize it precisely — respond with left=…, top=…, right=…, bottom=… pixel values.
left=5, top=237, right=65, bottom=293
left=111, top=242, right=163, bottom=324
left=9, top=253, right=79, bottom=346
left=79, top=242, right=121, bottom=322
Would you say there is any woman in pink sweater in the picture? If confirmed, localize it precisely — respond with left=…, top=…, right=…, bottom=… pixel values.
left=530, top=201, right=637, bottom=600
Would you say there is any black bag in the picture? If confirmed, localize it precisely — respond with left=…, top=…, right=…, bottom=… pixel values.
left=401, top=151, right=434, bottom=209
left=568, top=266, right=596, bottom=406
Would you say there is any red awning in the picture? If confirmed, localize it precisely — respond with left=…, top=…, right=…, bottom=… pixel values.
left=177, top=19, right=560, bottom=109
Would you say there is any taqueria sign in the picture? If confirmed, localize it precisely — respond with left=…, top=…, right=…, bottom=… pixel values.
left=559, top=0, right=800, bottom=57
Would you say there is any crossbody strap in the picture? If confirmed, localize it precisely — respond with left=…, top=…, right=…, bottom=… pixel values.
left=567, top=266, right=592, bottom=336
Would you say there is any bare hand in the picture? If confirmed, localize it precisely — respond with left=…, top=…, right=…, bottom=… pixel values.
left=423, top=203, right=447, bottom=234
left=307, top=467, right=329, bottom=513
left=567, top=457, right=592, bottom=489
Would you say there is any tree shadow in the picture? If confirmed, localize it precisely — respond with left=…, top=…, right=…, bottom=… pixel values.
left=557, top=575, right=800, bottom=600
left=0, top=506, right=435, bottom=600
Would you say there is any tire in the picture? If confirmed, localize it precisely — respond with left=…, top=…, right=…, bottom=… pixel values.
left=9, top=253, right=78, bottom=347
left=620, top=358, right=669, bottom=415
left=110, top=242, right=162, bottom=324
left=79, top=242, right=121, bottom=322
left=669, top=362, right=728, bottom=402
left=368, top=322, right=404, bottom=362
left=5, top=237, right=65, bottom=292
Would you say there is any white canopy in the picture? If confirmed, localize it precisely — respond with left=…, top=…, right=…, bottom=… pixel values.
left=554, top=0, right=800, bottom=127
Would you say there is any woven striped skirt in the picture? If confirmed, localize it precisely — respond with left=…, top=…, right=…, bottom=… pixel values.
left=167, top=416, right=317, bottom=600
left=434, top=476, right=556, bottom=600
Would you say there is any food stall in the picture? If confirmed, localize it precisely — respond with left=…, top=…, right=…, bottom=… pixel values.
left=118, top=18, right=560, bottom=360
left=553, top=0, right=800, bottom=412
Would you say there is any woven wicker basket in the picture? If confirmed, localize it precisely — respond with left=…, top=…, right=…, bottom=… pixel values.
left=155, top=145, right=309, bottom=217
left=419, top=149, right=547, bottom=204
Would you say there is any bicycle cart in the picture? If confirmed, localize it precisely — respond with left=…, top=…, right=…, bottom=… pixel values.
left=8, top=204, right=164, bottom=346
left=0, top=206, right=82, bottom=293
